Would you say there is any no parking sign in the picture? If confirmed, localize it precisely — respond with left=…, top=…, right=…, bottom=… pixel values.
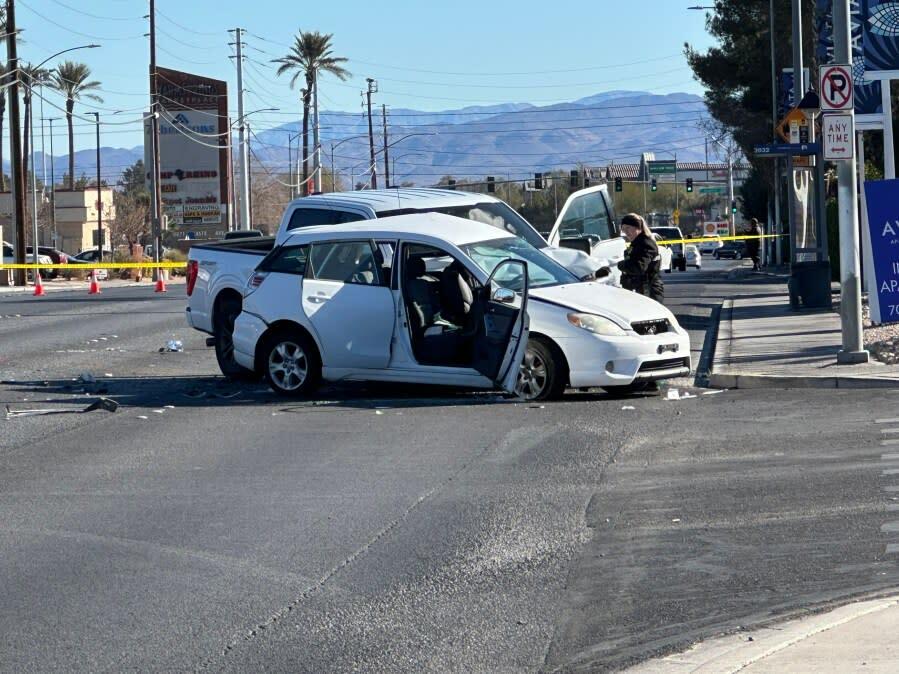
left=819, top=64, right=854, bottom=111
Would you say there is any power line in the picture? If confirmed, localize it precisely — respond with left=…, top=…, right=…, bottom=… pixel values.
left=46, top=0, right=142, bottom=21
left=18, top=0, right=145, bottom=40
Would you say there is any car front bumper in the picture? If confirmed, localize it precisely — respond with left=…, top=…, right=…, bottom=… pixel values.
left=558, top=329, right=691, bottom=388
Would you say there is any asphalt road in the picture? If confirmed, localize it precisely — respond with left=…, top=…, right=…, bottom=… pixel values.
left=0, top=260, right=896, bottom=672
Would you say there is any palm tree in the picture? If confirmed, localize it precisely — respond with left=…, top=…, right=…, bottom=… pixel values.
left=273, top=31, right=350, bottom=193
left=49, top=61, right=102, bottom=189
left=21, top=64, right=50, bottom=192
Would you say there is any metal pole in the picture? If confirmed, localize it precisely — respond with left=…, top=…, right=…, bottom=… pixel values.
left=883, top=81, right=896, bottom=179
left=382, top=104, right=389, bottom=188
left=312, top=70, right=321, bottom=193
left=331, top=143, right=336, bottom=192
left=28, top=84, right=37, bottom=260
left=234, top=29, right=250, bottom=230
left=770, top=0, right=781, bottom=264
left=150, top=0, right=162, bottom=266
left=91, top=112, right=103, bottom=261
left=858, top=130, right=877, bottom=320
left=674, top=152, right=679, bottom=214
left=727, top=152, right=735, bottom=235
left=7, top=0, right=27, bottom=285
left=366, top=79, right=377, bottom=189
left=833, top=0, right=868, bottom=363
left=287, top=134, right=293, bottom=199
left=48, top=117, right=56, bottom=245
left=39, top=82, right=46, bottom=197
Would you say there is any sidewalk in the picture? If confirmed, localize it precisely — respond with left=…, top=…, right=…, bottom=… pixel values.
left=709, top=278, right=899, bottom=389
left=0, top=276, right=184, bottom=294
left=625, top=592, right=899, bottom=673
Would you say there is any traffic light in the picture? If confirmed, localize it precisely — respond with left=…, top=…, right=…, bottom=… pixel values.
left=534, top=172, right=543, bottom=189
left=731, top=199, right=738, bottom=214
left=569, top=169, right=579, bottom=189
left=686, top=178, right=693, bottom=193
left=651, top=178, right=658, bottom=192
left=614, top=176, right=622, bottom=192
left=583, top=175, right=590, bottom=188
left=486, top=176, right=495, bottom=193
left=447, top=179, right=456, bottom=190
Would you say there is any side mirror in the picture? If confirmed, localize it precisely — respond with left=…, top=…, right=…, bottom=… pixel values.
left=492, top=287, right=516, bottom=304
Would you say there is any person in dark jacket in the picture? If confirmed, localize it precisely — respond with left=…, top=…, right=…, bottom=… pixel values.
left=745, top=218, right=762, bottom=271
left=618, top=213, right=665, bottom=304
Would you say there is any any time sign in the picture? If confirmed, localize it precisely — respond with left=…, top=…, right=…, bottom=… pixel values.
left=823, top=114, right=854, bottom=161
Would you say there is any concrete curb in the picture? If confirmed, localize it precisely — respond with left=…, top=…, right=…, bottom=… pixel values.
left=709, top=297, right=899, bottom=390
left=624, top=592, right=899, bottom=673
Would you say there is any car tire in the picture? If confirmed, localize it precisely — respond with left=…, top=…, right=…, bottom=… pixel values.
left=602, top=381, right=655, bottom=396
left=213, top=297, right=258, bottom=381
left=736, top=252, right=743, bottom=260
left=262, top=329, right=322, bottom=397
left=713, top=252, right=720, bottom=260
left=516, top=337, right=566, bottom=401
left=678, top=260, right=687, bottom=272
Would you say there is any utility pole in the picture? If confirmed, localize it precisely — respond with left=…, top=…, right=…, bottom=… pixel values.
left=89, top=112, right=103, bottom=260
left=28, top=83, right=37, bottom=261
left=47, top=117, right=57, bottom=244
left=149, top=0, right=163, bottom=266
left=229, top=28, right=250, bottom=230
left=770, top=0, right=781, bottom=265
left=312, top=71, right=321, bottom=193
left=365, top=78, right=377, bottom=189
left=788, top=0, right=803, bottom=263
left=382, top=104, right=389, bottom=188
left=833, top=0, right=868, bottom=363
left=6, top=0, right=26, bottom=285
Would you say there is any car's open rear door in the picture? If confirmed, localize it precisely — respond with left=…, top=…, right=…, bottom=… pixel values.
left=471, top=259, right=529, bottom=394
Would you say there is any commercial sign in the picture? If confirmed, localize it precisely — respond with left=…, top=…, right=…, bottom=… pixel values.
left=647, top=160, right=677, bottom=175
left=822, top=114, right=855, bottom=160
left=862, top=0, right=899, bottom=78
left=819, top=64, right=854, bottom=110
left=778, top=68, right=810, bottom=117
left=864, top=179, right=899, bottom=323
left=148, top=67, right=230, bottom=234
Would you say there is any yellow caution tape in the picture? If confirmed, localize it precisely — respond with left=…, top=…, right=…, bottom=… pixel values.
left=656, top=233, right=784, bottom=246
left=0, top=261, right=188, bottom=270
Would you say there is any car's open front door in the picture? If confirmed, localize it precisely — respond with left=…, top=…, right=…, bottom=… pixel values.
left=471, top=259, right=529, bottom=393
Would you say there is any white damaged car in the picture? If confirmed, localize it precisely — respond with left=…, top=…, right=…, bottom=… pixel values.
left=231, top=213, right=691, bottom=400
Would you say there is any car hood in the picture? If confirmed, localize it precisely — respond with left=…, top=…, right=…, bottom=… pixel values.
left=530, top=281, right=676, bottom=327
left=540, top=246, right=603, bottom=279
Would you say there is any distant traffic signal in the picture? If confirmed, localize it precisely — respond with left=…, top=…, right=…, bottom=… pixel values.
left=447, top=179, right=456, bottom=190
left=731, top=199, right=738, bottom=214
left=686, top=178, right=693, bottom=193
left=651, top=178, right=658, bottom=192
left=583, top=175, right=590, bottom=188
left=614, top=176, right=622, bottom=192
left=487, top=176, right=495, bottom=193
left=569, top=169, right=579, bottom=189
left=534, top=172, right=543, bottom=189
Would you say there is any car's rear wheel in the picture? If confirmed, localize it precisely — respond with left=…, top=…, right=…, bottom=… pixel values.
left=516, top=337, right=566, bottom=401
left=213, top=297, right=257, bottom=380
left=262, top=329, right=321, bottom=397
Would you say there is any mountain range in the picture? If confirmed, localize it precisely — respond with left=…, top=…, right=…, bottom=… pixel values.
left=17, top=90, right=711, bottom=189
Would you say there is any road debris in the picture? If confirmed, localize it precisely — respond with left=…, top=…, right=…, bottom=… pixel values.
left=6, top=397, right=118, bottom=418
left=621, top=405, right=636, bottom=410
left=160, top=340, right=184, bottom=353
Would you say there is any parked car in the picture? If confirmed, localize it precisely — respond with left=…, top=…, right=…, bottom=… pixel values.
left=26, top=246, right=69, bottom=279
left=685, top=244, right=702, bottom=269
left=651, top=226, right=687, bottom=271
left=70, top=249, right=113, bottom=280
left=186, top=188, right=618, bottom=380
left=698, top=235, right=724, bottom=255
left=229, top=213, right=690, bottom=400
left=652, top=233, right=675, bottom=273
left=713, top=241, right=747, bottom=260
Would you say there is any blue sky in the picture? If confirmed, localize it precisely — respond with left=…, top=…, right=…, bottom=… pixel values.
left=15, top=0, right=715, bottom=156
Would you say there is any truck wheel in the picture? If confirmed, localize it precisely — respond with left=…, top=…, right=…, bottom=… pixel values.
left=262, top=329, right=321, bottom=397
left=516, top=337, right=566, bottom=401
left=213, top=297, right=257, bottom=381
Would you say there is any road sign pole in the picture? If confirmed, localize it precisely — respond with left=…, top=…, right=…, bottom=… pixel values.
left=833, top=0, right=868, bottom=363
left=884, top=83, right=896, bottom=179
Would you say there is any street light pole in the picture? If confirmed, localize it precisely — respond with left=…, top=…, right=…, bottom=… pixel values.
left=89, top=112, right=103, bottom=261
left=833, top=0, right=868, bottom=364
left=769, top=0, right=781, bottom=265
left=46, top=117, right=57, bottom=245
left=28, top=83, right=38, bottom=264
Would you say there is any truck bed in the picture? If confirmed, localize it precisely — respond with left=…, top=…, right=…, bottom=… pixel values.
left=188, top=236, right=276, bottom=255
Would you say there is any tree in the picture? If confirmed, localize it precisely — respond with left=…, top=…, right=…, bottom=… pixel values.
left=120, top=159, right=147, bottom=198
left=273, top=31, right=350, bottom=190
left=49, top=61, right=103, bottom=189
left=20, top=64, right=51, bottom=196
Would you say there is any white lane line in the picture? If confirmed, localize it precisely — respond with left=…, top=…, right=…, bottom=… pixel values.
left=881, top=428, right=899, bottom=434
left=882, top=521, right=899, bottom=533
left=888, top=544, right=899, bottom=554
left=876, top=418, right=899, bottom=424
left=888, top=503, right=899, bottom=512
left=884, top=469, right=899, bottom=475
left=884, top=454, right=899, bottom=461
left=886, top=486, right=899, bottom=492
left=881, top=439, right=899, bottom=446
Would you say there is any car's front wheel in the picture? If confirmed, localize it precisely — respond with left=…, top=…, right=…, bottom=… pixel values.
left=262, top=329, right=321, bottom=397
left=516, top=338, right=566, bottom=401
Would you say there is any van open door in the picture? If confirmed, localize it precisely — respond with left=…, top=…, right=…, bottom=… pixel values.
left=471, top=259, right=529, bottom=394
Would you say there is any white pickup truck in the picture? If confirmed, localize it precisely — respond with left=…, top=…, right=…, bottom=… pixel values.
left=186, top=186, right=626, bottom=378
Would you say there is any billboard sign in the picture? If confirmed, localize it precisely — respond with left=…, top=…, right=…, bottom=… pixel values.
left=864, top=179, right=899, bottom=324
left=862, top=0, right=899, bottom=78
left=151, top=67, right=230, bottom=235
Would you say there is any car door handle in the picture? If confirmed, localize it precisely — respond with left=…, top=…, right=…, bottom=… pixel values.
left=306, top=295, right=329, bottom=303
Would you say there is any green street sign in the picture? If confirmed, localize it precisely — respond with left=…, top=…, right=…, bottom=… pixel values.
left=647, top=160, right=677, bottom=175
left=699, top=186, right=725, bottom=194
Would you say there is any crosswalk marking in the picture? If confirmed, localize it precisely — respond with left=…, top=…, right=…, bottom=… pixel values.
left=888, top=544, right=899, bottom=554
left=886, top=486, right=899, bottom=492
left=884, top=469, right=899, bottom=475
left=876, top=418, right=899, bottom=424
left=882, top=521, right=899, bottom=532
left=881, top=428, right=899, bottom=434
left=884, top=454, right=899, bottom=461
left=881, top=439, right=899, bottom=445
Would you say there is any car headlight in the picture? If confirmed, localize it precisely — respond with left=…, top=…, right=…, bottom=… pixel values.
left=567, top=313, right=627, bottom=336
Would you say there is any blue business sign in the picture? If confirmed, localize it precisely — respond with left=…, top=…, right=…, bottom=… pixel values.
left=864, top=179, right=899, bottom=323
left=862, top=0, right=899, bottom=76
left=817, top=0, right=884, bottom=115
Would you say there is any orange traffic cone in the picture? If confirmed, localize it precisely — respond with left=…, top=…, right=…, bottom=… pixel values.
left=88, top=270, right=101, bottom=295
left=33, top=271, right=45, bottom=297
left=154, top=269, right=167, bottom=293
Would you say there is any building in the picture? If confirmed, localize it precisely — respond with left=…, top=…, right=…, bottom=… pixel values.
left=0, top=188, right=114, bottom=254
